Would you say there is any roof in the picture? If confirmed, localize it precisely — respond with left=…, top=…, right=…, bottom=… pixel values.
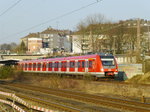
left=21, top=33, right=40, bottom=39
left=0, top=60, right=19, bottom=65
left=19, top=54, right=98, bottom=63
left=40, top=27, right=70, bottom=35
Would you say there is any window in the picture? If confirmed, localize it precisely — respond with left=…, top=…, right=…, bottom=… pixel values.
left=64, top=62, right=67, bottom=68
left=102, top=60, right=115, bottom=66
left=85, top=61, right=88, bottom=68
left=61, top=62, right=64, bottom=68
left=78, top=61, right=81, bottom=68
left=61, top=62, right=66, bottom=68
left=70, top=61, right=75, bottom=68
left=29, top=64, right=32, bottom=68
left=38, top=63, right=41, bottom=68
left=82, top=61, right=85, bottom=68
left=55, top=62, right=59, bottom=68
left=21, top=64, right=24, bottom=68
left=33, top=63, right=36, bottom=69
left=89, top=61, right=93, bottom=68
left=42, top=63, right=46, bottom=68
left=25, top=64, right=27, bottom=68
left=48, top=63, right=52, bottom=68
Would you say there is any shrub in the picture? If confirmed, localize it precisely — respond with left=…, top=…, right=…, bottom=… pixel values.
left=0, top=66, right=23, bottom=79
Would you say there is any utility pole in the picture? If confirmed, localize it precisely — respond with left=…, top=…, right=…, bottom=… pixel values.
left=90, top=29, right=94, bottom=53
left=136, top=19, right=141, bottom=63
left=148, top=24, right=150, bottom=52
left=113, top=36, right=116, bottom=55
left=81, top=33, right=84, bottom=54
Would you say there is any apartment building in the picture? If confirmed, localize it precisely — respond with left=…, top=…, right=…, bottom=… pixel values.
left=21, top=27, right=72, bottom=54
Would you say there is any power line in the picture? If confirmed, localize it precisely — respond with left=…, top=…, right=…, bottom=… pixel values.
left=0, top=0, right=22, bottom=17
left=3, top=0, right=102, bottom=39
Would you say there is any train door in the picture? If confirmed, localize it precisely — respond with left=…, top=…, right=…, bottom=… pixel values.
left=42, top=62, right=46, bottom=71
left=88, top=59, right=95, bottom=72
left=78, top=60, right=85, bottom=72
left=69, top=61, right=75, bottom=72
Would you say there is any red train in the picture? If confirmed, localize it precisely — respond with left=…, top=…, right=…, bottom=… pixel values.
left=18, top=54, right=118, bottom=78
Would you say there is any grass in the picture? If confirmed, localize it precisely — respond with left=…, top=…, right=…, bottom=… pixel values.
left=1, top=69, right=149, bottom=102
left=14, top=73, right=150, bottom=102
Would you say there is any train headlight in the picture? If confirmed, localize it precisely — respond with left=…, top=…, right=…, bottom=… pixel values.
left=101, top=68, right=104, bottom=72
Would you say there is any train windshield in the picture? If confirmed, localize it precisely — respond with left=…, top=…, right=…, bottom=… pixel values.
left=100, top=56, right=116, bottom=68
left=101, top=59, right=115, bottom=66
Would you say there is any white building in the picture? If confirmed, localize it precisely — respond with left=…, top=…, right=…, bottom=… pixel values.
left=40, top=27, right=72, bottom=54
left=72, top=35, right=82, bottom=54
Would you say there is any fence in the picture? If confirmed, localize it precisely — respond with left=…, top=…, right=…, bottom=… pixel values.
left=0, top=91, right=54, bottom=112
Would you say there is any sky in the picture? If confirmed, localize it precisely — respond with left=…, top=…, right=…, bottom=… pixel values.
left=0, top=0, right=149, bottom=44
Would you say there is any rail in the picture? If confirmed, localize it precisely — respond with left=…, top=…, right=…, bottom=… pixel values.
left=8, top=84, right=150, bottom=112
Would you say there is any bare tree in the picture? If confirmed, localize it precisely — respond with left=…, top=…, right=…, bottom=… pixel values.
left=76, top=14, right=109, bottom=54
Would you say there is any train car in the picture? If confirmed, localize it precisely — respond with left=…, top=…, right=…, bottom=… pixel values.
left=18, top=54, right=118, bottom=78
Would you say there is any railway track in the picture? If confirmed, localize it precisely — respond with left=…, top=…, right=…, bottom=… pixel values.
left=0, top=85, right=119, bottom=112
left=1, top=83, right=150, bottom=112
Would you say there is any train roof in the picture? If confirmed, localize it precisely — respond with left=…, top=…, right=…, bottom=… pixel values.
left=19, top=54, right=113, bottom=63
left=19, top=54, right=97, bottom=63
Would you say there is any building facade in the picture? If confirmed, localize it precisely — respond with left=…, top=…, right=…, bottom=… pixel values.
left=28, top=38, right=42, bottom=54
left=21, top=27, right=72, bottom=54
left=40, top=27, right=71, bottom=54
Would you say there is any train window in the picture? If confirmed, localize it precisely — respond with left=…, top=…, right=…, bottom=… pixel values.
left=70, top=61, right=75, bottom=68
left=38, top=63, right=41, bottom=68
left=64, top=62, right=67, bottom=68
left=61, top=62, right=64, bottom=68
left=85, top=61, right=88, bottom=68
left=29, top=64, right=32, bottom=68
left=82, top=61, right=85, bottom=68
left=21, top=64, right=24, bottom=68
left=75, top=62, right=78, bottom=68
left=46, top=63, right=48, bottom=68
left=42, top=63, right=46, bottom=68
left=33, top=63, right=36, bottom=69
left=89, top=61, right=93, bottom=68
left=55, top=62, right=59, bottom=68
left=48, top=63, right=52, bottom=68
left=102, top=60, right=115, bottom=66
left=61, top=62, right=66, bottom=68
left=25, top=64, right=27, bottom=68
left=78, top=61, right=81, bottom=68
left=52, top=63, right=54, bottom=68
left=58, top=62, right=59, bottom=68
left=59, top=63, right=61, bottom=68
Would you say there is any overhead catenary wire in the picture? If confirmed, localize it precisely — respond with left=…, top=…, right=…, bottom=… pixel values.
left=3, top=0, right=102, bottom=39
left=0, top=0, right=22, bottom=17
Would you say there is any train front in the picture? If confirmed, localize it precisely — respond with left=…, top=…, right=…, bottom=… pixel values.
left=100, top=55, right=118, bottom=77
